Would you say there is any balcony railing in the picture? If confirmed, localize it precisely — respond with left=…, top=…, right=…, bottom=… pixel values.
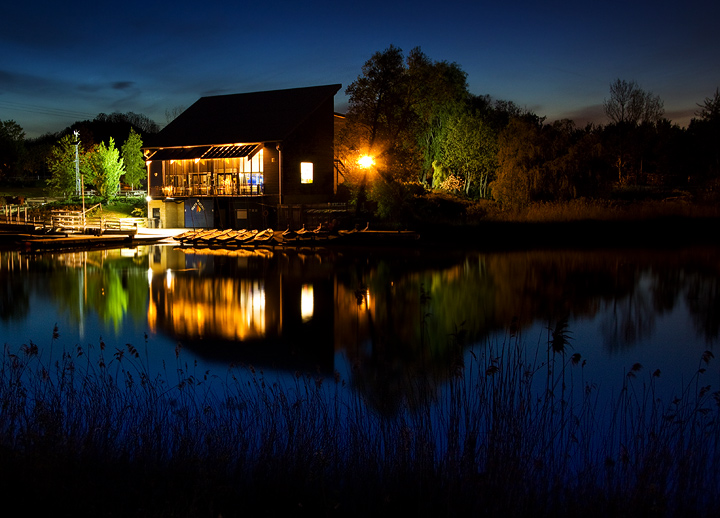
left=149, top=184, right=264, bottom=198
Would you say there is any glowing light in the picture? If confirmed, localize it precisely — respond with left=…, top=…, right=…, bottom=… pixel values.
left=301, top=284, right=314, bottom=322
left=301, top=162, right=314, bottom=184
left=358, top=155, right=375, bottom=169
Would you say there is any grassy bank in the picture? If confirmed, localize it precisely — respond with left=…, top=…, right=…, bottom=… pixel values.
left=1, top=329, right=719, bottom=517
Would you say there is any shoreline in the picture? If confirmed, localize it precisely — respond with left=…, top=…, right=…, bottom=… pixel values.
left=417, top=215, right=720, bottom=251
left=1, top=215, right=718, bottom=252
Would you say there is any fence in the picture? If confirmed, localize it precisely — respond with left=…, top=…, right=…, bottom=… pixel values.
left=0, top=205, right=147, bottom=234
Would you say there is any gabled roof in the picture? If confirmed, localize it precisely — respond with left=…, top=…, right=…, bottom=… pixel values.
left=145, top=84, right=342, bottom=149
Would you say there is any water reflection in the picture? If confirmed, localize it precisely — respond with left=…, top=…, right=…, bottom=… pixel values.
left=2, top=245, right=719, bottom=412
left=146, top=247, right=336, bottom=371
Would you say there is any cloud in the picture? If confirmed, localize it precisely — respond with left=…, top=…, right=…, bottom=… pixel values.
left=0, top=69, right=61, bottom=95
left=112, top=81, right=135, bottom=91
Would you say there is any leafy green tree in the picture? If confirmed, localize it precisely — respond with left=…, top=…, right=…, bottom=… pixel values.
left=0, top=120, right=27, bottom=180
left=87, top=137, right=124, bottom=198
left=406, top=49, right=469, bottom=183
left=438, top=110, right=497, bottom=198
left=47, top=133, right=82, bottom=198
left=341, top=45, right=470, bottom=183
left=343, top=45, right=409, bottom=172
left=121, top=128, right=145, bottom=189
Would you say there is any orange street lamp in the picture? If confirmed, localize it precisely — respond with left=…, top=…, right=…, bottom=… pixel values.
left=357, top=155, right=375, bottom=169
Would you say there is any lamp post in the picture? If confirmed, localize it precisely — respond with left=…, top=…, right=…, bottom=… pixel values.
left=356, top=154, right=375, bottom=215
left=73, top=131, right=80, bottom=196
left=72, top=131, right=87, bottom=230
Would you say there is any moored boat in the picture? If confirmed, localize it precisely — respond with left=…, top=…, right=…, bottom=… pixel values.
left=250, top=228, right=275, bottom=245
left=229, top=229, right=258, bottom=245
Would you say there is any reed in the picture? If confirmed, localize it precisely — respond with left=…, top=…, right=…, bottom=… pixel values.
left=1, top=327, right=719, bottom=517
left=468, top=197, right=720, bottom=224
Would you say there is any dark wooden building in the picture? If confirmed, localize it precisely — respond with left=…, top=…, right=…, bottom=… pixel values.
left=143, top=84, right=342, bottom=229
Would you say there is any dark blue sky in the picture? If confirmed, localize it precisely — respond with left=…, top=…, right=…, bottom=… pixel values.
left=2, top=0, right=718, bottom=137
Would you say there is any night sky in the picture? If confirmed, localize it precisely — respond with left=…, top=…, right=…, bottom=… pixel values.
left=2, top=0, right=718, bottom=138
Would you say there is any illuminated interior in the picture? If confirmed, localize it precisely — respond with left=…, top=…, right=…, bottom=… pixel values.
left=161, top=149, right=264, bottom=197
left=300, top=162, right=314, bottom=184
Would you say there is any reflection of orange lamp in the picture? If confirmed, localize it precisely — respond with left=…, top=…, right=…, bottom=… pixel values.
left=358, top=155, right=374, bottom=169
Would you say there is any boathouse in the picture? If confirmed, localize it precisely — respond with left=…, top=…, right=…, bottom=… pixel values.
left=143, top=84, right=342, bottom=229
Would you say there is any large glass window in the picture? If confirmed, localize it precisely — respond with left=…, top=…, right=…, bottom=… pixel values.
left=162, top=149, right=263, bottom=196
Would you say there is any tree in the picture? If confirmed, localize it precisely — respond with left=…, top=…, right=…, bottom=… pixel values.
left=341, top=45, right=470, bottom=182
left=490, top=117, right=545, bottom=208
left=165, top=105, right=186, bottom=125
left=344, top=45, right=409, bottom=169
left=405, top=48, right=469, bottom=183
left=603, top=79, right=665, bottom=183
left=87, top=138, right=124, bottom=198
left=0, top=120, right=26, bottom=180
left=47, top=133, right=83, bottom=198
left=696, top=88, right=720, bottom=122
left=603, top=79, right=664, bottom=125
left=121, top=128, right=145, bottom=189
left=689, top=88, right=720, bottom=178
left=439, top=110, right=497, bottom=198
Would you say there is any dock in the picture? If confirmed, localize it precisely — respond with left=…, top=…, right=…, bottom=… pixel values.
left=2, top=228, right=187, bottom=253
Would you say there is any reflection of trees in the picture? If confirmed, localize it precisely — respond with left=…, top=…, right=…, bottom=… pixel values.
left=600, top=275, right=656, bottom=352
left=339, top=247, right=720, bottom=407
left=87, top=269, right=128, bottom=333
left=487, top=251, right=636, bottom=332
left=40, top=250, right=148, bottom=335
left=685, top=274, right=720, bottom=342
left=347, top=277, right=465, bottom=417
left=335, top=252, right=470, bottom=415
left=6, top=244, right=720, bottom=414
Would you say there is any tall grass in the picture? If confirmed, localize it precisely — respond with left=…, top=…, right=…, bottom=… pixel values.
left=467, top=197, right=720, bottom=224
left=1, top=326, right=719, bottom=517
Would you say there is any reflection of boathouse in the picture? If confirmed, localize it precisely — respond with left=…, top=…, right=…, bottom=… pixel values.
left=147, top=246, right=335, bottom=371
left=143, top=84, right=342, bottom=230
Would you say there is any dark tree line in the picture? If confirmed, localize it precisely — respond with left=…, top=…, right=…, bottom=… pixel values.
left=339, top=46, right=720, bottom=209
left=0, top=112, right=159, bottom=184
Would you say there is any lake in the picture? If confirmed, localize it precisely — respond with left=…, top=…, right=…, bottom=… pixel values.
left=3, top=241, right=720, bottom=515
left=2, top=242, right=719, bottom=410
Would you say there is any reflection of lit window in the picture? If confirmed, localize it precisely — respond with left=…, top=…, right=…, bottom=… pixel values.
left=166, top=269, right=173, bottom=289
left=301, top=162, right=313, bottom=184
left=301, top=284, right=314, bottom=322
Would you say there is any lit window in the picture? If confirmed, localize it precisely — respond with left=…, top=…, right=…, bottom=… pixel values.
left=301, top=162, right=313, bottom=184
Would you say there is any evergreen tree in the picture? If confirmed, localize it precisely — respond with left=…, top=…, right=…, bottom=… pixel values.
left=46, top=133, right=80, bottom=198
left=121, top=128, right=145, bottom=189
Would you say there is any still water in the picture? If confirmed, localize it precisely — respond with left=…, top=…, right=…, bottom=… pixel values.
left=1, top=243, right=719, bottom=408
